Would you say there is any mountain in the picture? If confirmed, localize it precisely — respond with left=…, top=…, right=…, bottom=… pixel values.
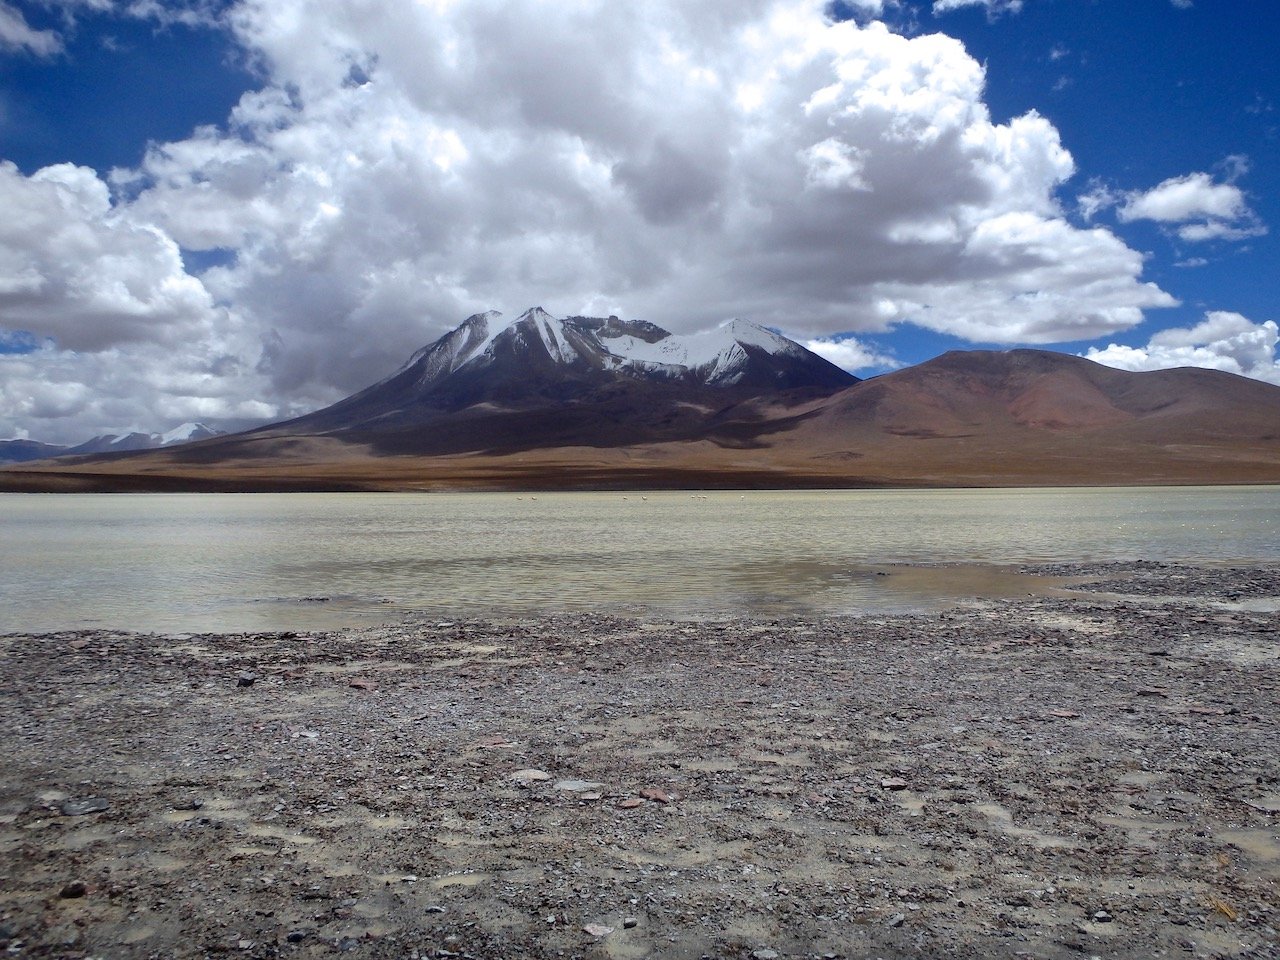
left=766, top=348, right=1280, bottom=485
left=2, top=319, right=1278, bottom=491
left=245, top=308, right=857, bottom=455
left=0, top=439, right=68, bottom=464
left=273, top=307, right=855, bottom=435
left=0, top=422, right=223, bottom=464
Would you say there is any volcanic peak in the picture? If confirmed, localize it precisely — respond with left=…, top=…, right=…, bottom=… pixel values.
left=396, top=307, right=852, bottom=391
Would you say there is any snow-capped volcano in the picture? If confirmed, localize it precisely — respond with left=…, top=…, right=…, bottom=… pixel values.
left=396, top=307, right=853, bottom=392
left=270, top=307, right=856, bottom=445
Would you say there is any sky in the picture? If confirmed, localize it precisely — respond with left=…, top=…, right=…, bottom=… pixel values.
left=0, top=0, right=1276, bottom=444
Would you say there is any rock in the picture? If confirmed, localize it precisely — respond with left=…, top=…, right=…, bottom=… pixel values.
left=1048, top=709, right=1080, bottom=719
left=473, top=735, right=516, bottom=749
left=174, top=799, right=204, bottom=811
left=618, top=798, right=645, bottom=809
left=1093, top=910, right=1113, bottom=923
left=583, top=923, right=613, bottom=937
left=348, top=679, right=377, bottom=691
left=59, top=881, right=88, bottom=899
left=887, top=912, right=906, bottom=927
left=554, top=779, right=605, bottom=792
left=639, top=787, right=674, bottom=804
left=60, top=798, right=109, bottom=816
left=752, top=950, right=779, bottom=959
left=880, top=777, right=908, bottom=791
left=623, top=917, right=638, bottom=929
left=236, top=674, right=256, bottom=688
left=510, top=769, right=552, bottom=784
left=286, top=931, right=307, bottom=943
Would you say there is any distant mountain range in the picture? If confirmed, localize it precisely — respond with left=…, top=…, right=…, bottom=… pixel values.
left=0, top=422, right=223, bottom=465
left=3, top=308, right=1278, bottom=490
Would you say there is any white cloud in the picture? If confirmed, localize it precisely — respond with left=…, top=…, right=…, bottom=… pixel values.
left=932, top=0, right=1023, bottom=18
left=1077, top=181, right=1118, bottom=221
left=0, top=2, right=62, bottom=55
left=0, top=161, right=222, bottom=350
left=0, top=340, right=282, bottom=443
left=1, top=0, right=1178, bottom=442
left=1120, top=172, right=1246, bottom=223
left=1118, top=168, right=1266, bottom=242
left=1169, top=0, right=1193, bottom=9
left=1085, top=312, right=1280, bottom=386
left=805, top=335, right=901, bottom=373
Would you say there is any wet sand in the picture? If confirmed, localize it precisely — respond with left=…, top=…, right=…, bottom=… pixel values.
left=1, top=562, right=1277, bottom=959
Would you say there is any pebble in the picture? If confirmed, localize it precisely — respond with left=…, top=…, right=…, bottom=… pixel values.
left=583, top=923, right=613, bottom=937
left=554, top=779, right=605, bottom=792
left=887, top=912, right=906, bottom=927
left=880, top=777, right=908, bottom=791
left=639, top=787, right=674, bottom=804
left=752, top=950, right=779, bottom=959
left=623, top=917, right=638, bottom=929
left=510, top=769, right=552, bottom=783
left=58, top=881, right=88, bottom=899
left=235, top=674, right=256, bottom=688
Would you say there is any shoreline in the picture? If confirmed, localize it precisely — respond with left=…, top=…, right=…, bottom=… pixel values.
left=1, top=564, right=1277, bottom=959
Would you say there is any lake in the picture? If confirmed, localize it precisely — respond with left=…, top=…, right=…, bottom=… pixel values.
left=2, top=486, right=1277, bottom=633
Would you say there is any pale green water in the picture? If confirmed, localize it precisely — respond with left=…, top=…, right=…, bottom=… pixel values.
left=1, top=487, right=1277, bottom=632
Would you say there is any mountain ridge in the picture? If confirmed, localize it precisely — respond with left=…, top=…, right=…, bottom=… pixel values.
left=0, top=422, right=224, bottom=465
left=2, top=311, right=1278, bottom=490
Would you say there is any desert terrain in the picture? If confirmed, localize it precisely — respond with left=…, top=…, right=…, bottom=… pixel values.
left=1, top=562, right=1277, bottom=958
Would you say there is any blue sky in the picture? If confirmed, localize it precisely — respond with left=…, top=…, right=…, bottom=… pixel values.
left=0, top=0, right=1276, bottom=442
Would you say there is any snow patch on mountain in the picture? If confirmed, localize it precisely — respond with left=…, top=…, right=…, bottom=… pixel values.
left=600, top=319, right=805, bottom=384
left=403, top=308, right=817, bottom=388
left=160, top=422, right=221, bottom=445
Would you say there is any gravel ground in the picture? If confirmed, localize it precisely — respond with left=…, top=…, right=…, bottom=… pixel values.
left=0, top=563, right=1277, bottom=960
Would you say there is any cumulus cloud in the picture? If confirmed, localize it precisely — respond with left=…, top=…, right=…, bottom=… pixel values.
left=1085, top=312, right=1280, bottom=386
left=804, top=336, right=901, bottom=373
left=0, top=161, right=222, bottom=350
left=1, top=0, right=1179, bottom=441
left=0, top=339, right=282, bottom=443
left=1117, top=166, right=1266, bottom=242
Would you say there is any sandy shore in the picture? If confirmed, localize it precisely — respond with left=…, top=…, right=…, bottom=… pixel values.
left=1, top=563, right=1277, bottom=959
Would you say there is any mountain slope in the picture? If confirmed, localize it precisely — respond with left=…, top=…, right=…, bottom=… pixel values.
left=758, top=348, right=1280, bottom=484
left=0, top=423, right=225, bottom=463
left=3, top=341, right=1278, bottom=491
left=0, top=439, right=68, bottom=464
left=259, top=307, right=857, bottom=452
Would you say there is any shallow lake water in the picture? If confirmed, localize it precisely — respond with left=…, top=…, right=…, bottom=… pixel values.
left=2, top=486, right=1277, bottom=632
